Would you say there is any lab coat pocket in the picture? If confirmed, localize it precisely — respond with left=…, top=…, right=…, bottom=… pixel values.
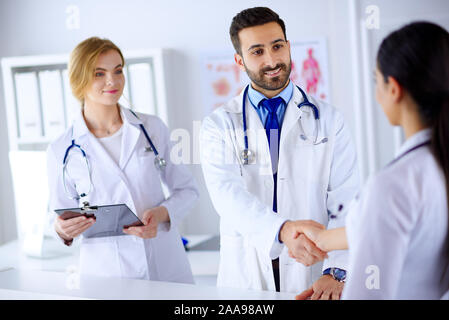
left=294, top=136, right=329, bottom=183
left=136, top=147, right=155, bottom=159
left=218, top=235, right=251, bottom=289
left=282, top=259, right=315, bottom=293
left=79, top=238, right=121, bottom=278
left=295, top=135, right=328, bottom=148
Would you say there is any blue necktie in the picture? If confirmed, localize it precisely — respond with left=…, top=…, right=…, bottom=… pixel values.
left=260, top=97, right=284, bottom=213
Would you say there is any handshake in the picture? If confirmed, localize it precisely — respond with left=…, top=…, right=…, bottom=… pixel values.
left=279, top=220, right=332, bottom=266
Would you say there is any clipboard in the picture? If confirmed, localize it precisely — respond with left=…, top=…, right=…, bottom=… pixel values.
left=54, top=203, right=144, bottom=239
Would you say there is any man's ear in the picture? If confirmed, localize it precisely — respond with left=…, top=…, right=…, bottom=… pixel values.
left=387, top=76, right=404, bottom=103
left=234, top=53, right=246, bottom=72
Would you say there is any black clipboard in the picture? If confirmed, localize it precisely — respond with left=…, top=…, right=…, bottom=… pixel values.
left=54, top=203, right=144, bottom=239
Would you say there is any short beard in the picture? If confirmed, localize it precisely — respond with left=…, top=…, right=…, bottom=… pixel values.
left=244, top=59, right=292, bottom=92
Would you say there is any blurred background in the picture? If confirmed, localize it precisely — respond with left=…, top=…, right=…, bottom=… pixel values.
left=0, top=0, right=448, bottom=272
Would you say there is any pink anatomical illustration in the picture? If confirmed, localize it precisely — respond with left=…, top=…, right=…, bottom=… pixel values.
left=301, top=48, right=322, bottom=96
left=212, top=77, right=231, bottom=96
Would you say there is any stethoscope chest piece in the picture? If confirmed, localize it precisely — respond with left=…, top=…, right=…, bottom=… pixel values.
left=154, top=155, right=167, bottom=171
left=241, top=148, right=255, bottom=165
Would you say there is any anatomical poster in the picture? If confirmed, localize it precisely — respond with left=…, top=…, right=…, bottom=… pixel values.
left=201, top=38, right=330, bottom=116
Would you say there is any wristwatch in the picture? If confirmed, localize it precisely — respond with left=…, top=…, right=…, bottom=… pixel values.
left=323, top=267, right=346, bottom=282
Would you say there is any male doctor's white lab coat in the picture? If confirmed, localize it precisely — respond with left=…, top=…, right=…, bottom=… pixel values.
left=200, top=86, right=360, bottom=293
left=47, top=107, right=198, bottom=283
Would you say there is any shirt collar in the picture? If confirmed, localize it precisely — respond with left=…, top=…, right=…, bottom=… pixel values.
left=248, top=80, right=294, bottom=108
left=72, top=104, right=141, bottom=140
left=395, top=128, right=432, bottom=158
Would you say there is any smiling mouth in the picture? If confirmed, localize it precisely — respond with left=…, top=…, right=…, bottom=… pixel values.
left=104, top=89, right=119, bottom=94
left=264, top=67, right=282, bottom=77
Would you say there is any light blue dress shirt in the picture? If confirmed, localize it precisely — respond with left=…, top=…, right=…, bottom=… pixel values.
left=247, top=80, right=294, bottom=128
left=247, top=81, right=294, bottom=244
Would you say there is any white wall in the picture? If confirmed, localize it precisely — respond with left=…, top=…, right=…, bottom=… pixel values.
left=1, top=0, right=448, bottom=244
left=356, top=0, right=449, bottom=175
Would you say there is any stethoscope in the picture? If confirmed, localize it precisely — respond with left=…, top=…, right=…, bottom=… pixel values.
left=62, top=110, right=166, bottom=201
left=240, top=84, right=328, bottom=165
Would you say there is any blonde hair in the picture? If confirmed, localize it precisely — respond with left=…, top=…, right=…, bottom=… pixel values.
left=68, top=37, right=125, bottom=104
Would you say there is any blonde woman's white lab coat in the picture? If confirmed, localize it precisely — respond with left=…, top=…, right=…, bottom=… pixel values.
left=342, top=129, right=449, bottom=299
left=200, top=86, right=360, bottom=293
left=47, top=106, right=199, bottom=283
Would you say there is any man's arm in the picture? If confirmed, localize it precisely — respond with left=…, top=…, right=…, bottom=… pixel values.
left=200, top=115, right=326, bottom=260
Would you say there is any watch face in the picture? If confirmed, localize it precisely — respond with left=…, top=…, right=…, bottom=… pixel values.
left=333, top=269, right=346, bottom=281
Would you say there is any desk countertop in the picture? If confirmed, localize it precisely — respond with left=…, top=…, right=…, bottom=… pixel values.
left=0, top=237, right=295, bottom=300
left=0, top=236, right=220, bottom=277
left=0, top=268, right=295, bottom=300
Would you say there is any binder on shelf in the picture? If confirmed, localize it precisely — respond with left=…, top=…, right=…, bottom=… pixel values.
left=38, top=70, right=66, bottom=139
left=14, top=72, right=43, bottom=139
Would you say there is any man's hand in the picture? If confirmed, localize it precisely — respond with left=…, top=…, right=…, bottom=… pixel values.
left=295, top=275, right=344, bottom=300
left=280, top=220, right=328, bottom=267
left=123, top=206, right=169, bottom=239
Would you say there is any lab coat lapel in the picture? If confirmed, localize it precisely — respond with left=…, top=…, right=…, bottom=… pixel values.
left=280, top=86, right=304, bottom=147
left=119, top=107, right=144, bottom=170
left=119, top=121, right=141, bottom=170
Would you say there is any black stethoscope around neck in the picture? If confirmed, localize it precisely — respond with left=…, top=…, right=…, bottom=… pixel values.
left=240, top=84, right=328, bottom=165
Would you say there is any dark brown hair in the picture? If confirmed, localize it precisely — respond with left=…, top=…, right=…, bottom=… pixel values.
left=229, top=7, right=287, bottom=55
left=378, top=21, right=449, bottom=253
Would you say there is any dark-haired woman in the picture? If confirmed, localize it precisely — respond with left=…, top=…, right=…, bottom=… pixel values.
left=296, top=21, right=449, bottom=299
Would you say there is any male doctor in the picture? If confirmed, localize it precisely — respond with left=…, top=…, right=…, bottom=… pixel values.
left=200, top=7, right=360, bottom=299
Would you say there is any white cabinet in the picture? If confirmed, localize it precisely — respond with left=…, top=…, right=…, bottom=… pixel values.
left=2, top=49, right=170, bottom=151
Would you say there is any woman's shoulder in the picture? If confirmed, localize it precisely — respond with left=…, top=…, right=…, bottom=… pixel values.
left=47, top=126, right=75, bottom=158
left=367, top=147, right=438, bottom=203
left=122, top=107, right=167, bottom=130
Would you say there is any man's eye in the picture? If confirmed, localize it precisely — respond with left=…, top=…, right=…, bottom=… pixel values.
left=115, top=69, right=123, bottom=74
left=273, top=44, right=283, bottom=50
left=253, top=49, right=263, bottom=55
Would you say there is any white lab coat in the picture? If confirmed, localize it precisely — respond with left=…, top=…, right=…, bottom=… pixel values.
left=200, top=86, right=360, bottom=293
left=342, top=129, right=449, bottom=299
left=47, top=106, right=199, bottom=283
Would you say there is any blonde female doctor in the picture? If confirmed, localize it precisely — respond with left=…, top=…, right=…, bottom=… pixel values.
left=47, top=37, right=199, bottom=283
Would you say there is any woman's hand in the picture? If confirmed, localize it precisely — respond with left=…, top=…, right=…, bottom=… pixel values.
left=292, top=226, right=348, bottom=253
left=288, top=225, right=329, bottom=255
left=55, top=215, right=96, bottom=242
left=301, top=225, right=326, bottom=249
left=123, top=206, right=170, bottom=239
